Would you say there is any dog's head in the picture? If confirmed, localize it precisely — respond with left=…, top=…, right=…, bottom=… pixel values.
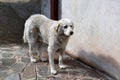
left=55, top=19, right=74, bottom=37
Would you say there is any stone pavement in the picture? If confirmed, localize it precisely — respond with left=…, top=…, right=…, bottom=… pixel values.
left=0, top=44, right=113, bottom=80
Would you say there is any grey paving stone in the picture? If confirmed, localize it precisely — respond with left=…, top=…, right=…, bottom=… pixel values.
left=1, top=58, right=16, bottom=66
left=56, top=61, right=87, bottom=79
left=48, top=77, right=64, bottom=80
left=65, top=68, right=87, bottom=76
left=63, top=59, right=86, bottom=68
left=2, top=53, right=13, bottom=58
left=84, top=70, right=101, bottom=79
left=37, top=78, right=47, bottom=80
left=36, top=64, right=50, bottom=77
left=0, top=65, right=8, bottom=70
left=21, top=64, right=36, bottom=80
left=21, top=57, right=30, bottom=63
left=7, top=69, right=17, bottom=76
left=0, top=60, right=2, bottom=66
left=0, top=71, right=7, bottom=79
left=0, top=47, right=13, bottom=51
left=0, top=45, right=112, bottom=80
left=12, top=49, right=26, bottom=55
left=80, top=77, right=97, bottom=80
left=4, top=73, right=20, bottom=80
left=10, top=63, right=26, bottom=73
left=0, top=55, right=2, bottom=59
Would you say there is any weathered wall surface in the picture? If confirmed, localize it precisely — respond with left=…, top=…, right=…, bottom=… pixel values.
left=0, top=0, right=50, bottom=43
left=61, top=0, right=120, bottom=79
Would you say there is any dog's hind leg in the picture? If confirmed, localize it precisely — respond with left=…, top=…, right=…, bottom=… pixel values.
left=28, top=28, right=38, bottom=63
left=36, top=41, right=47, bottom=62
left=35, top=33, right=47, bottom=62
left=28, top=40, right=37, bottom=63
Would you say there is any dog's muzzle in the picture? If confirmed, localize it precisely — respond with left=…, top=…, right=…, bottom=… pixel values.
left=64, top=31, right=74, bottom=37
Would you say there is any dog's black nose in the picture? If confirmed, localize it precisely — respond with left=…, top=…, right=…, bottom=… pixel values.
left=70, top=31, right=73, bottom=35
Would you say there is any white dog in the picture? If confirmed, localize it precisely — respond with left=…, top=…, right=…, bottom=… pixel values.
left=23, top=14, right=74, bottom=74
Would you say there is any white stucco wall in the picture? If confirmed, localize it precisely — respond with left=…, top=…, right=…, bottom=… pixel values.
left=61, top=0, right=120, bottom=79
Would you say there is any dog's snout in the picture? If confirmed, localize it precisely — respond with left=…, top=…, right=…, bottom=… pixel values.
left=70, top=31, right=73, bottom=35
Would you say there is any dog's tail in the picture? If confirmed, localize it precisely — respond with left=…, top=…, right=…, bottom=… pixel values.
left=23, top=33, right=27, bottom=43
left=23, top=22, right=28, bottom=43
left=23, top=29, right=27, bottom=43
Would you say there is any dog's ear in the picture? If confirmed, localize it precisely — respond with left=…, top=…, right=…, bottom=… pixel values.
left=54, top=23, right=60, bottom=33
left=56, top=24, right=60, bottom=32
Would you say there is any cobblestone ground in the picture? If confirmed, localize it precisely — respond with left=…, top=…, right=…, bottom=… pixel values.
left=0, top=44, right=113, bottom=80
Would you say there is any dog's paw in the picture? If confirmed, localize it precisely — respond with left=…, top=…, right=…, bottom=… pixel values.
left=41, top=57, right=47, bottom=62
left=51, top=69, right=57, bottom=75
left=59, top=65, right=67, bottom=69
left=30, top=58, right=37, bottom=63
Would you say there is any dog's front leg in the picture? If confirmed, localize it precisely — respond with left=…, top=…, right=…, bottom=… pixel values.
left=48, top=46, right=57, bottom=74
left=58, top=49, right=67, bottom=69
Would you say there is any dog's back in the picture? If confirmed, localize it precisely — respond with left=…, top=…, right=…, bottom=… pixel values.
left=23, top=14, right=55, bottom=43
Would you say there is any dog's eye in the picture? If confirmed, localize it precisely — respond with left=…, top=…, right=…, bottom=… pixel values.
left=70, top=25, right=72, bottom=27
left=64, top=25, right=67, bottom=28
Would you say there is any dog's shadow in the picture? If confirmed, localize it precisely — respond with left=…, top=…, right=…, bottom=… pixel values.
left=26, top=44, right=89, bottom=76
